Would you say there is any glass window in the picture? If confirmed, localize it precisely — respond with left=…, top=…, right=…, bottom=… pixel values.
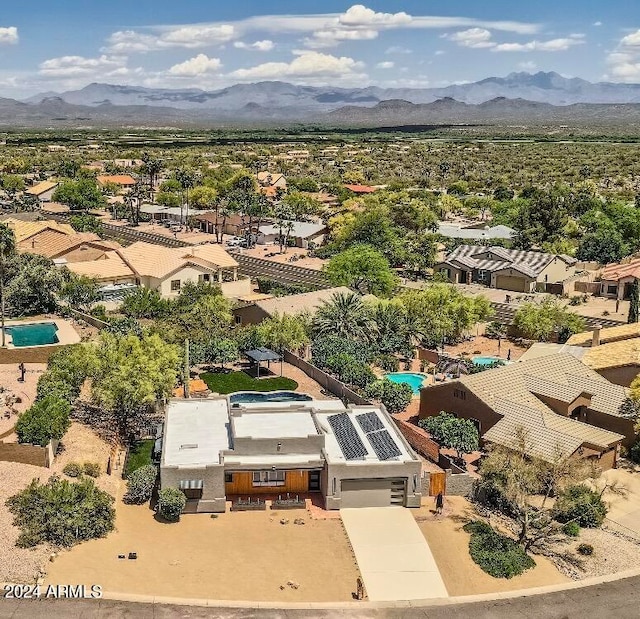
left=607, top=285, right=618, bottom=295
left=224, top=473, right=233, bottom=483
left=170, top=279, right=181, bottom=292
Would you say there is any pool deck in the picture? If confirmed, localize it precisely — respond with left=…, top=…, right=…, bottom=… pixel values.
left=3, top=318, right=80, bottom=349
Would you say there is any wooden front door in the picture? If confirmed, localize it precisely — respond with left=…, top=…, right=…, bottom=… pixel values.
left=429, top=472, right=447, bottom=496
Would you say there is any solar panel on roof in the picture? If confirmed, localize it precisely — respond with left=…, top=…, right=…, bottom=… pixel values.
left=367, top=430, right=402, bottom=461
left=356, top=412, right=384, bottom=433
left=327, top=413, right=368, bottom=460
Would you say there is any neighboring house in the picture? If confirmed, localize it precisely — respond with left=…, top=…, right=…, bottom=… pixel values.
left=257, top=221, right=327, bottom=248
left=565, top=323, right=640, bottom=387
left=344, top=184, right=378, bottom=194
left=19, top=230, right=120, bottom=264
left=67, top=241, right=251, bottom=299
left=194, top=212, right=271, bottom=237
left=160, top=397, right=422, bottom=513
left=140, top=205, right=183, bottom=223
left=233, top=286, right=353, bottom=326
left=437, top=223, right=515, bottom=241
left=599, top=258, right=640, bottom=299
left=257, top=172, right=287, bottom=191
left=96, top=174, right=137, bottom=190
left=25, top=180, right=59, bottom=203
left=3, top=218, right=75, bottom=244
left=435, top=245, right=577, bottom=293
left=419, top=353, right=632, bottom=466
left=66, top=252, right=137, bottom=287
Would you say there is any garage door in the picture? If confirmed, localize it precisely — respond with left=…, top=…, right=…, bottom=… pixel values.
left=496, top=275, right=527, bottom=292
left=341, top=478, right=405, bottom=508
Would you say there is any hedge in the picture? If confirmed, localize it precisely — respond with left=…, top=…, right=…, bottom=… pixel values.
left=123, top=464, right=157, bottom=505
left=157, top=488, right=186, bottom=522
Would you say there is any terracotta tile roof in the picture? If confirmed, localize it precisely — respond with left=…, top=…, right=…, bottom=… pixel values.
left=601, top=258, right=640, bottom=282
left=441, top=353, right=627, bottom=461
left=118, top=241, right=238, bottom=279
left=25, top=180, right=58, bottom=196
left=3, top=218, right=75, bottom=243
left=18, top=230, right=103, bottom=259
left=566, top=322, right=640, bottom=347
left=255, top=287, right=353, bottom=317
left=344, top=184, right=377, bottom=194
left=96, top=174, right=136, bottom=186
left=66, top=252, right=135, bottom=281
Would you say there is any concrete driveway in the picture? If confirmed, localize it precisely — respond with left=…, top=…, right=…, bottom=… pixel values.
left=602, top=467, right=640, bottom=535
left=340, top=507, right=448, bottom=602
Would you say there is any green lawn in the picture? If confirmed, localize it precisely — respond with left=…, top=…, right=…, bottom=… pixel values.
left=200, top=371, right=298, bottom=395
left=125, top=440, right=155, bottom=477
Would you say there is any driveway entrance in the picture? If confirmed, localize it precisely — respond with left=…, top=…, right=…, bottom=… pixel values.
left=340, top=507, right=448, bottom=601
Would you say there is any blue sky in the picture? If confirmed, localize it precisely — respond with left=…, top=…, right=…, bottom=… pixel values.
left=1, top=2, right=639, bottom=97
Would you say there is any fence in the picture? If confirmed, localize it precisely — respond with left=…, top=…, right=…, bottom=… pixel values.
left=66, top=307, right=109, bottom=330
left=283, top=350, right=371, bottom=405
left=0, top=438, right=58, bottom=468
left=393, top=418, right=440, bottom=461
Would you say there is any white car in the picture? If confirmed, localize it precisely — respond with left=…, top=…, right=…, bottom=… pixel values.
left=226, top=236, right=244, bottom=246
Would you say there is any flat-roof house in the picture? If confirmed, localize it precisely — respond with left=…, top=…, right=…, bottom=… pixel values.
left=25, top=180, right=59, bottom=203
left=233, top=286, right=353, bottom=326
left=599, top=258, right=640, bottom=300
left=435, top=245, right=577, bottom=293
left=67, top=241, right=252, bottom=299
left=257, top=221, right=327, bottom=249
left=437, top=223, right=516, bottom=241
left=419, top=353, right=631, bottom=466
left=160, top=398, right=422, bottom=513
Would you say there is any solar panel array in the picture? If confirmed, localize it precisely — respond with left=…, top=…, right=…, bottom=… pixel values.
left=327, top=413, right=368, bottom=460
left=367, top=429, right=402, bottom=461
left=356, top=411, right=385, bottom=433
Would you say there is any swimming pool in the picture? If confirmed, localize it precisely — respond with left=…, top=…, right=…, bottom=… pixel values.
left=472, top=356, right=505, bottom=367
left=6, top=322, right=59, bottom=347
left=229, top=391, right=314, bottom=404
left=384, top=372, right=426, bottom=395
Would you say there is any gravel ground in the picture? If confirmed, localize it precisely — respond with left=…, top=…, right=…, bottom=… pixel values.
left=0, top=423, right=119, bottom=584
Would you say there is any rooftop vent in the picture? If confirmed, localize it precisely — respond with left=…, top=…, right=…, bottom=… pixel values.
left=179, top=443, right=198, bottom=450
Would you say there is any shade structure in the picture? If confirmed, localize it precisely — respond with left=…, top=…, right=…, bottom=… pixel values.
left=244, top=347, right=281, bottom=378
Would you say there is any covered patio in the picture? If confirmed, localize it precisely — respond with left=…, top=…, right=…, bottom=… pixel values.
left=243, top=347, right=281, bottom=378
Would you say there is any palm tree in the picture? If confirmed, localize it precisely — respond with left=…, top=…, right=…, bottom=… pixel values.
left=313, top=291, right=372, bottom=340
left=0, top=224, right=15, bottom=347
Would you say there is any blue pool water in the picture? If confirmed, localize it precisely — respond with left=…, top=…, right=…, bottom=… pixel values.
left=384, top=373, right=426, bottom=395
left=472, top=356, right=505, bottom=367
left=229, top=391, right=313, bottom=404
left=6, top=322, right=59, bottom=347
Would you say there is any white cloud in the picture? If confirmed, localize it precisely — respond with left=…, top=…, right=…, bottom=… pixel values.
left=447, top=28, right=495, bottom=49
left=229, top=50, right=365, bottom=83
left=518, top=61, right=538, bottom=71
left=234, top=40, right=275, bottom=52
left=338, top=5, right=412, bottom=27
left=168, top=54, right=222, bottom=77
left=435, top=50, right=445, bottom=56
left=376, top=61, right=394, bottom=69
left=492, top=37, right=585, bottom=53
left=0, top=26, right=18, bottom=45
left=106, top=24, right=235, bottom=53
left=605, top=30, right=640, bottom=82
left=304, top=28, right=378, bottom=48
left=38, top=55, right=128, bottom=78
left=593, top=21, right=603, bottom=27
left=385, top=46, right=411, bottom=55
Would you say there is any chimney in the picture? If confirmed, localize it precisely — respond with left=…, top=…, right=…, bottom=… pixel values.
left=592, top=324, right=602, bottom=347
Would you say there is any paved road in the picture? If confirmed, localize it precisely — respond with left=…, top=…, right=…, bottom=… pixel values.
left=341, top=507, right=448, bottom=601
left=2, top=574, right=640, bottom=618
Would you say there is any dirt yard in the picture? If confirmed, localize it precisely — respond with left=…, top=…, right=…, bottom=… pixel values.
left=415, top=497, right=568, bottom=596
left=0, top=423, right=117, bottom=584
left=44, top=503, right=360, bottom=602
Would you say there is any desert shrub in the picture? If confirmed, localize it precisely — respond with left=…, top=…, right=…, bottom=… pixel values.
left=563, top=521, right=581, bottom=537
left=123, top=464, right=157, bottom=505
left=6, top=476, right=115, bottom=547
left=577, top=543, right=594, bottom=556
left=463, top=520, right=535, bottom=579
left=156, top=488, right=186, bottom=522
left=629, top=441, right=640, bottom=464
left=553, top=485, right=607, bottom=528
left=83, top=462, right=101, bottom=478
left=63, top=462, right=83, bottom=478
left=16, top=396, right=70, bottom=446
left=365, top=378, right=413, bottom=414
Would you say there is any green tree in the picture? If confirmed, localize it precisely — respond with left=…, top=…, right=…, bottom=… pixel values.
left=313, top=291, right=372, bottom=340
left=576, top=229, right=627, bottom=264
left=0, top=174, right=25, bottom=196
left=16, top=396, right=71, bottom=446
left=0, top=223, right=15, bottom=347
left=258, top=312, right=310, bottom=360
left=122, top=287, right=168, bottom=319
left=365, top=379, right=413, bottom=414
left=60, top=274, right=99, bottom=312
left=552, top=485, right=608, bottom=528
left=156, top=487, right=186, bottom=522
left=69, top=213, right=103, bottom=235
left=325, top=245, right=398, bottom=296
left=52, top=179, right=106, bottom=211
left=418, top=412, right=479, bottom=457
left=513, top=299, right=585, bottom=342
left=629, top=281, right=639, bottom=324
left=6, top=476, right=115, bottom=548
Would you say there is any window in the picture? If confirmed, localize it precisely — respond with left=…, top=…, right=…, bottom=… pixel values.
left=454, top=388, right=467, bottom=401
left=252, top=470, right=286, bottom=487
left=178, top=479, right=203, bottom=500
left=170, top=279, right=181, bottom=292
left=235, top=315, right=242, bottom=325
left=478, top=269, right=488, bottom=282
left=199, top=274, right=211, bottom=283
left=607, top=285, right=618, bottom=295
left=224, top=473, right=233, bottom=483
left=183, top=487, right=202, bottom=499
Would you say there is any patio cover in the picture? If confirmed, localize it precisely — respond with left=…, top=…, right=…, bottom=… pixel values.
left=244, top=347, right=281, bottom=363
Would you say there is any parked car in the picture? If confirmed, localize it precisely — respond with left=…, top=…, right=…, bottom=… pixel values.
left=226, top=236, right=244, bottom=247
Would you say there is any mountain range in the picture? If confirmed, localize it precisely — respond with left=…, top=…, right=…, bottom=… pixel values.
left=2, top=71, right=640, bottom=127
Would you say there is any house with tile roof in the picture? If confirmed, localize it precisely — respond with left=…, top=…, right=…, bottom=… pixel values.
left=25, top=180, right=59, bottom=202
left=67, top=241, right=251, bottom=300
left=419, top=353, right=632, bottom=467
left=19, top=230, right=120, bottom=263
left=435, top=245, right=578, bottom=293
left=599, top=257, right=640, bottom=300
left=96, top=174, right=137, bottom=190
left=437, top=223, right=516, bottom=241
left=3, top=218, right=75, bottom=244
